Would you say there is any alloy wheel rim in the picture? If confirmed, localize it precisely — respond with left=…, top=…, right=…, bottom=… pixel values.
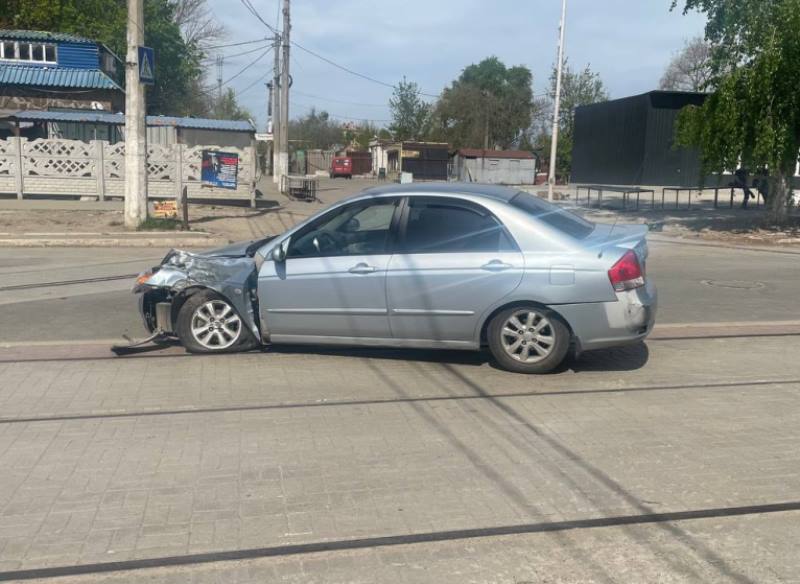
left=190, top=300, right=242, bottom=349
left=500, top=310, right=555, bottom=363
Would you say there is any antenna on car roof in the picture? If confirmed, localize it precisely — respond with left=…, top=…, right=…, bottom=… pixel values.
left=598, top=214, right=618, bottom=258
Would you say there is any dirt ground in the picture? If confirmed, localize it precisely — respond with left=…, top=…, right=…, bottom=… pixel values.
left=2, top=178, right=799, bottom=248
left=0, top=177, right=376, bottom=241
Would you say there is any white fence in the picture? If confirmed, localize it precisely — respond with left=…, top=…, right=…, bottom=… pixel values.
left=0, top=137, right=256, bottom=204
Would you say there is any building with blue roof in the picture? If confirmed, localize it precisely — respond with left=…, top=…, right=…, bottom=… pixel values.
left=0, top=29, right=124, bottom=118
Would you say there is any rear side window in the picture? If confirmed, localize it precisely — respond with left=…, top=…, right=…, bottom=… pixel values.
left=510, top=192, right=595, bottom=239
left=402, top=199, right=517, bottom=253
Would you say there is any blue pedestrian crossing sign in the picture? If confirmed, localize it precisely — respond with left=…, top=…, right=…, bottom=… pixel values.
left=138, top=46, right=155, bottom=85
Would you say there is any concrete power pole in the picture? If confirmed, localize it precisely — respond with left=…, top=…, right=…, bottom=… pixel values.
left=266, top=81, right=273, bottom=176
left=277, top=0, right=291, bottom=188
left=124, top=0, right=147, bottom=228
left=547, top=0, right=567, bottom=203
left=271, top=35, right=281, bottom=183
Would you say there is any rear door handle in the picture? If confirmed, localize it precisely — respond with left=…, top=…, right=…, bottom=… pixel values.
left=349, top=263, right=377, bottom=274
left=481, top=260, right=513, bottom=271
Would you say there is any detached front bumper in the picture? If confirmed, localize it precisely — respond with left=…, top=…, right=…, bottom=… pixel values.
left=557, top=279, right=658, bottom=352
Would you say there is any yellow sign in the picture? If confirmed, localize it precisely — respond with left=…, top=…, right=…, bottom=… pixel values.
left=401, top=150, right=420, bottom=158
left=153, top=200, right=178, bottom=218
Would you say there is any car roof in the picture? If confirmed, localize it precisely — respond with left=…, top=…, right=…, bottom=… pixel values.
left=358, top=182, right=522, bottom=202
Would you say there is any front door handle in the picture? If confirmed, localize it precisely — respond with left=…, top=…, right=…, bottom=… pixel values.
left=349, top=263, right=377, bottom=274
left=481, top=260, right=513, bottom=271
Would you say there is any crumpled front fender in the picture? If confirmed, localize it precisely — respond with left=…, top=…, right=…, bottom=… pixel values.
left=138, top=249, right=262, bottom=340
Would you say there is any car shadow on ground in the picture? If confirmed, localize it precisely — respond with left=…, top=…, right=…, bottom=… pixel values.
left=264, top=342, right=651, bottom=374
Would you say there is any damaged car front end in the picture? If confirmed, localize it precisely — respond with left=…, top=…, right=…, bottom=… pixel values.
left=129, top=237, right=275, bottom=351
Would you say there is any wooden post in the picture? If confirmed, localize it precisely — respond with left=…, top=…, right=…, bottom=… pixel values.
left=249, top=140, right=257, bottom=208
left=94, top=140, right=106, bottom=201
left=181, top=185, right=189, bottom=231
left=13, top=136, right=24, bottom=200
left=174, top=142, right=184, bottom=216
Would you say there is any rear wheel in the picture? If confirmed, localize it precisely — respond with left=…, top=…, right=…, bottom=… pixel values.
left=487, top=306, right=570, bottom=373
left=176, top=290, right=257, bottom=353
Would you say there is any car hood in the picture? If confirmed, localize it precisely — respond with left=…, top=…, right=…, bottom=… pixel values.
left=199, top=235, right=278, bottom=258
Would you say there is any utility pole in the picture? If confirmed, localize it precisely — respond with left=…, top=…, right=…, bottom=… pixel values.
left=277, top=0, right=290, bottom=188
left=272, top=34, right=281, bottom=182
left=124, top=0, right=147, bottom=228
left=266, top=81, right=273, bottom=176
left=547, top=0, right=567, bottom=202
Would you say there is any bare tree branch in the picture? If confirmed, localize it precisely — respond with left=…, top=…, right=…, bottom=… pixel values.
left=173, top=0, right=226, bottom=48
left=659, top=36, right=714, bottom=92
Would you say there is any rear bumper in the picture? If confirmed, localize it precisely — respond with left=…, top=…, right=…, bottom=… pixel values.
left=557, top=279, right=658, bottom=352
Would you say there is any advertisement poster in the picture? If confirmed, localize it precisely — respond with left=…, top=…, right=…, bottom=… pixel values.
left=201, top=150, right=239, bottom=189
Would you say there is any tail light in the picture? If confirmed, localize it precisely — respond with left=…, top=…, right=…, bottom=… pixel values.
left=608, top=250, right=645, bottom=292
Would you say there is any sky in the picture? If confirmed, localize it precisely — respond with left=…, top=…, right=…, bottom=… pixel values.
left=205, top=0, right=708, bottom=131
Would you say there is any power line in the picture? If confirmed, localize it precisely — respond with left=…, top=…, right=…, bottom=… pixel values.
left=290, top=39, right=440, bottom=98
left=240, top=0, right=280, bottom=34
left=202, top=37, right=272, bottom=50
left=202, top=43, right=271, bottom=62
left=292, top=90, right=389, bottom=108
left=221, top=46, right=272, bottom=86
left=196, top=46, right=273, bottom=97
left=235, top=70, right=273, bottom=98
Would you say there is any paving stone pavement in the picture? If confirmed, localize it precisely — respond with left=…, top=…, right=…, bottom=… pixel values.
left=0, top=336, right=799, bottom=582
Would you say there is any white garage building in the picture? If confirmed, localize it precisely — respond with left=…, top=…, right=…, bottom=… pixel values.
left=450, top=149, right=537, bottom=185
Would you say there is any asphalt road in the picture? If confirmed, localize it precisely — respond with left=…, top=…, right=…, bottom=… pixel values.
left=0, top=241, right=798, bottom=344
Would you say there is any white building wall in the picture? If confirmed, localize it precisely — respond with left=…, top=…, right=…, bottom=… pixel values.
left=457, top=156, right=536, bottom=185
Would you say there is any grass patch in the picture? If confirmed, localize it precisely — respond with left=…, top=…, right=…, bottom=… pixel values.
left=137, top=217, right=184, bottom=231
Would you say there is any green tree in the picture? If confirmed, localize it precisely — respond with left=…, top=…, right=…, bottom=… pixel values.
left=427, top=57, right=534, bottom=149
left=1, top=0, right=210, bottom=117
left=672, top=0, right=800, bottom=221
left=288, top=109, right=344, bottom=150
left=537, top=62, right=609, bottom=179
left=209, top=88, right=253, bottom=121
left=388, top=77, right=430, bottom=141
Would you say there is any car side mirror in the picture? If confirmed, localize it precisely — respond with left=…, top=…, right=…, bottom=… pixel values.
left=272, top=239, right=289, bottom=262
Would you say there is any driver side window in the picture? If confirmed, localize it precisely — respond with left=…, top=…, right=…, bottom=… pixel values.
left=288, top=199, right=398, bottom=258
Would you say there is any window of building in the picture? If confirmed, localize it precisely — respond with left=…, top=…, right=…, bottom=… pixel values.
left=1, top=41, right=14, bottom=59
left=0, top=41, right=57, bottom=63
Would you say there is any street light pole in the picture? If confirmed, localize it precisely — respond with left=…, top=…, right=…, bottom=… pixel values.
left=124, top=0, right=147, bottom=228
left=548, top=0, right=567, bottom=202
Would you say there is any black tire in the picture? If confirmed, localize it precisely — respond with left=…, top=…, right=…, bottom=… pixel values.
left=176, top=290, right=258, bottom=354
left=487, top=305, right=570, bottom=374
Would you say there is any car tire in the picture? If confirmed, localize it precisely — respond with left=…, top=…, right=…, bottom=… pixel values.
left=487, top=305, right=570, bottom=374
left=176, top=290, right=258, bottom=354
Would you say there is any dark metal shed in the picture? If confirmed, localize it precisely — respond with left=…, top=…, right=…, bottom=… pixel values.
left=571, top=90, right=706, bottom=187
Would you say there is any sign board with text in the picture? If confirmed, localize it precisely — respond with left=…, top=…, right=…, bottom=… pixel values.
left=201, top=150, right=239, bottom=189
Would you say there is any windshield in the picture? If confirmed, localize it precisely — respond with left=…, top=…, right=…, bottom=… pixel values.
left=509, top=192, right=595, bottom=239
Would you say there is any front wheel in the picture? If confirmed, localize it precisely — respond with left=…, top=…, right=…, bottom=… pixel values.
left=176, top=290, right=257, bottom=353
left=487, top=306, right=570, bottom=373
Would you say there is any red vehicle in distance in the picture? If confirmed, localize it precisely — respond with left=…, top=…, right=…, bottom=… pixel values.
left=330, top=156, right=353, bottom=179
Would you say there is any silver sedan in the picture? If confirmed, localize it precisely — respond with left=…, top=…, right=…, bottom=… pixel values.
left=133, top=183, right=657, bottom=373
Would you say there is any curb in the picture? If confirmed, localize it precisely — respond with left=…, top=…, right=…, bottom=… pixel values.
left=0, top=234, right=230, bottom=248
left=648, top=234, right=800, bottom=255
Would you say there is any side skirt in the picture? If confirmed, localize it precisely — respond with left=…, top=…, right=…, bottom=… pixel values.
left=268, top=335, right=479, bottom=351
